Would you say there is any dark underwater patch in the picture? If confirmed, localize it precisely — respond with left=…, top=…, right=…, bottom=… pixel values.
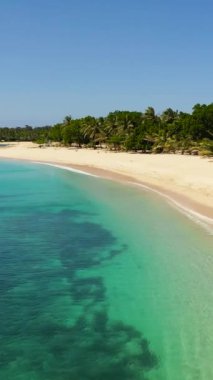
left=0, top=193, right=158, bottom=379
left=41, top=311, right=158, bottom=379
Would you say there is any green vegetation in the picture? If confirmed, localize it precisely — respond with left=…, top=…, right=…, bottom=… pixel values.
left=1, top=103, right=213, bottom=155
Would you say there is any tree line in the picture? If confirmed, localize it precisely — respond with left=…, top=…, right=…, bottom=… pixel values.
left=0, top=103, right=213, bottom=155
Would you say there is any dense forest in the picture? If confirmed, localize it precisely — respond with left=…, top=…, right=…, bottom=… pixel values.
left=0, top=103, right=213, bottom=155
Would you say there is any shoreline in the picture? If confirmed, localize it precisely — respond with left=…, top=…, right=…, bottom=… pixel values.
left=0, top=142, right=212, bottom=232
left=36, top=161, right=213, bottom=233
left=2, top=156, right=213, bottom=233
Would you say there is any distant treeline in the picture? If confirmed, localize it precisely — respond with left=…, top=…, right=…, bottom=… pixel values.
left=1, top=103, right=213, bottom=155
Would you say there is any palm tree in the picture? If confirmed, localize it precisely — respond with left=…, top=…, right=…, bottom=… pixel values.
left=144, top=107, right=157, bottom=122
left=63, top=115, right=72, bottom=125
left=81, top=117, right=106, bottom=146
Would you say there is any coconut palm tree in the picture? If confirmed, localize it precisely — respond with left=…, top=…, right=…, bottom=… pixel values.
left=81, top=117, right=106, bottom=147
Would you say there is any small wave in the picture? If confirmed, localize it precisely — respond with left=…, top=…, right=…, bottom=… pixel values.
left=130, top=181, right=213, bottom=235
left=33, top=162, right=99, bottom=178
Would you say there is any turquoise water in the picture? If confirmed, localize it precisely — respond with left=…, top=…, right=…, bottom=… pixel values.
left=0, top=160, right=212, bottom=380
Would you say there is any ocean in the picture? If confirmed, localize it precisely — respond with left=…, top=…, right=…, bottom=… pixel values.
left=0, top=160, right=212, bottom=380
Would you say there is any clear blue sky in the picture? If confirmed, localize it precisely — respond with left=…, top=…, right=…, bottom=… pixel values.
left=0, top=0, right=212, bottom=126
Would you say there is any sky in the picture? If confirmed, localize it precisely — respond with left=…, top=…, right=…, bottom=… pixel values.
left=0, top=0, right=213, bottom=126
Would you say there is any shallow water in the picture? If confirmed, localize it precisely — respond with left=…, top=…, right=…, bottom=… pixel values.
left=0, top=160, right=212, bottom=379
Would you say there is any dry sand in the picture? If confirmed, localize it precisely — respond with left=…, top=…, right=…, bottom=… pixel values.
left=0, top=142, right=212, bottom=227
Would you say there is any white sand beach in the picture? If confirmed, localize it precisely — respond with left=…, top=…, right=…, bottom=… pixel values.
left=0, top=142, right=212, bottom=223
